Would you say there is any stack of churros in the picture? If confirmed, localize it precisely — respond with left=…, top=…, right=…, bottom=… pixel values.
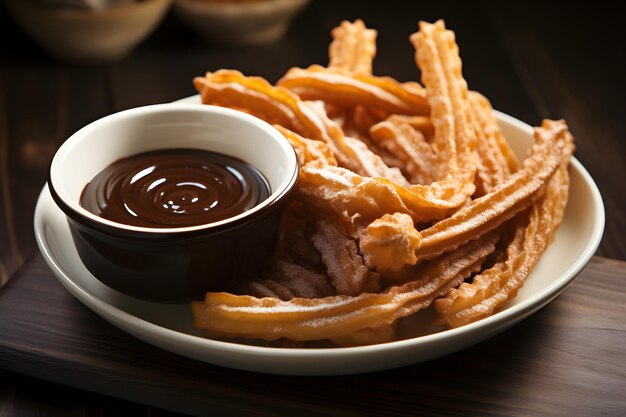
left=191, top=19, right=574, bottom=347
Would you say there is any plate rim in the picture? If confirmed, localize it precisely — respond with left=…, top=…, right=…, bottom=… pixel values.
left=33, top=106, right=605, bottom=371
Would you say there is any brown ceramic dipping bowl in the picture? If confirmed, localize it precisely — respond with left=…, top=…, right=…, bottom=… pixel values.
left=48, top=104, right=298, bottom=301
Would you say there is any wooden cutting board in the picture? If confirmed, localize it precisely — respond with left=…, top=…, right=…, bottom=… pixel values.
left=0, top=253, right=624, bottom=417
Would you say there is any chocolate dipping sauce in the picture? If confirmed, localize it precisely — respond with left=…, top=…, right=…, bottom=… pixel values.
left=80, top=149, right=270, bottom=228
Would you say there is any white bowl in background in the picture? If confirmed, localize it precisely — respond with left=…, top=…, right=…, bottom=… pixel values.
left=5, top=0, right=173, bottom=64
left=174, top=0, right=310, bottom=45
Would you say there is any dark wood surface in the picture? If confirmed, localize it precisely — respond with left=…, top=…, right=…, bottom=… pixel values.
left=1, top=0, right=625, bottom=415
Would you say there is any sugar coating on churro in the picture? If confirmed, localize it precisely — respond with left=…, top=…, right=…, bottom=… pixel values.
left=191, top=20, right=574, bottom=346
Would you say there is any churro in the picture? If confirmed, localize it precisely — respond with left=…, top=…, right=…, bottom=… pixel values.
left=435, top=124, right=572, bottom=327
left=190, top=19, right=574, bottom=346
left=328, top=19, right=377, bottom=75
left=370, top=115, right=441, bottom=184
left=192, top=232, right=499, bottom=341
left=279, top=65, right=429, bottom=116
left=194, top=70, right=407, bottom=183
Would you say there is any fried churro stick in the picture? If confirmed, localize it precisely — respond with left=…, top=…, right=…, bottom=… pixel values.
left=469, top=91, right=516, bottom=195
left=293, top=21, right=487, bottom=220
left=194, top=71, right=308, bottom=133
left=272, top=261, right=335, bottom=299
left=411, top=20, right=476, bottom=178
left=360, top=213, right=422, bottom=272
left=394, top=115, right=435, bottom=141
left=274, top=125, right=337, bottom=167
left=347, top=106, right=390, bottom=142
left=311, top=213, right=380, bottom=295
left=189, top=18, right=576, bottom=347
left=297, top=164, right=472, bottom=223
left=241, top=200, right=337, bottom=300
left=470, top=91, right=519, bottom=174
left=360, top=119, right=572, bottom=271
left=272, top=200, right=322, bottom=269
left=331, top=322, right=398, bottom=347
left=239, top=279, right=296, bottom=301
left=304, top=19, right=478, bottom=211
left=194, top=70, right=407, bottom=183
left=279, top=65, right=429, bottom=116
left=328, top=19, right=403, bottom=147
left=336, top=107, right=406, bottom=171
left=329, top=19, right=377, bottom=75
left=414, top=119, right=572, bottom=262
left=327, top=19, right=394, bottom=163
left=238, top=261, right=334, bottom=300
left=193, top=70, right=349, bottom=160
left=343, top=136, right=409, bottom=185
left=192, top=233, right=498, bottom=341
left=435, top=128, right=572, bottom=327
left=370, top=115, right=442, bottom=184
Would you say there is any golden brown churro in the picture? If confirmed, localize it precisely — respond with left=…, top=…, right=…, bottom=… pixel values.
left=370, top=115, right=442, bottom=184
left=413, top=118, right=571, bottom=261
left=435, top=120, right=573, bottom=327
left=279, top=66, right=429, bottom=116
left=194, top=70, right=407, bottom=183
left=410, top=20, right=476, bottom=179
left=470, top=91, right=519, bottom=174
left=192, top=232, right=499, bottom=341
left=190, top=19, right=574, bottom=346
left=469, top=91, right=516, bottom=195
left=311, top=212, right=381, bottom=296
left=329, top=19, right=377, bottom=75
left=360, top=213, right=422, bottom=272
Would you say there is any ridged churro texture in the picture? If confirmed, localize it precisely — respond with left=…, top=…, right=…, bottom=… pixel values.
left=191, top=19, right=574, bottom=346
left=328, top=19, right=377, bottom=75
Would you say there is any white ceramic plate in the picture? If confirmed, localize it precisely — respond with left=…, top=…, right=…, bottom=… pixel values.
left=34, top=100, right=604, bottom=375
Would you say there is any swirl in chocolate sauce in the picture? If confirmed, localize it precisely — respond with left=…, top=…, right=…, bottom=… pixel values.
left=80, top=149, right=270, bottom=228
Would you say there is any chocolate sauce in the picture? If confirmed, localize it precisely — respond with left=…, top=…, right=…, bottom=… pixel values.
left=80, top=149, right=270, bottom=228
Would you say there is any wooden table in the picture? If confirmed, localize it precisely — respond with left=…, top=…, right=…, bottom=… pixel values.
left=1, top=1, right=624, bottom=416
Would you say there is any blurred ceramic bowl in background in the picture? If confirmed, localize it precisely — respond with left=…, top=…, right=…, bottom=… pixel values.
left=5, top=0, right=173, bottom=64
left=174, top=0, right=310, bottom=46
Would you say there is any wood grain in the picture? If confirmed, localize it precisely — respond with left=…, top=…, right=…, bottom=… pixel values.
left=0, top=254, right=624, bottom=417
